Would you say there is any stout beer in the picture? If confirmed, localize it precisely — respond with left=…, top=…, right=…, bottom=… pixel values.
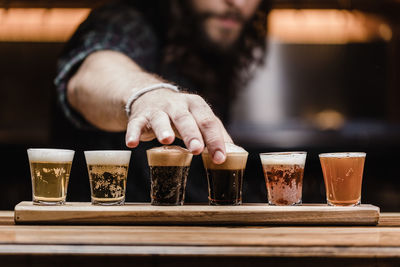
left=260, top=152, right=306, bottom=206
left=84, top=150, right=131, bottom=205
left=27, top=149, right=75, bottom=205
left=202, top=143, right=248, bottom=205
left=319, top=152, right=366, bottom=206
left=147, top=146, right=192, bottom=206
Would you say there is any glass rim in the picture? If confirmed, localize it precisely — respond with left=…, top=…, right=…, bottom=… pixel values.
left=319, top=152, right=366, bottom=158
left=259, top=151, right=307, bottom=156
left=202, top=151, right=249, bottom=155
left=147, top=149, right=192, bottom=155
left=84, top=150, right=132, bottom=154
left=28, top=148, right=75, bottom=153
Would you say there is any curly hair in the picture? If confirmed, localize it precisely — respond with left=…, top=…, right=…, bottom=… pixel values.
left=126, top=0, right=270, bottom=121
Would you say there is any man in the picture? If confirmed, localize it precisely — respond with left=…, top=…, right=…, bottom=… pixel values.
left=55, top=0, right=270, bottom=202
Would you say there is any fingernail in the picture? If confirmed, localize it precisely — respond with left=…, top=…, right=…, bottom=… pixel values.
left=213, top=150, right=226, bottom=164
left=189, top=139, right=202, bottom=152
left=161, top=130, right=172, bottom=140
left=126, top=136, right=137, bottom=147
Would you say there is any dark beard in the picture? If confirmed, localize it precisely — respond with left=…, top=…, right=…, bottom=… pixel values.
left=178, top=0, right=247, bottom=58
left=132, top=0, right=270, bottom=121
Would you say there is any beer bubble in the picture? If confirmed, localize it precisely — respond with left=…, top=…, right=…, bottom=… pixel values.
left=84, top=150, right=131, bottom=165
left=260, top=152, right=307, bottom=166
left=319, top=152, right=366, bottom=158
left=203, top=142, right=247, bottom=154
left=28, top=149, right=74, bottom=163
left=147, top=145, right=192, bottom=167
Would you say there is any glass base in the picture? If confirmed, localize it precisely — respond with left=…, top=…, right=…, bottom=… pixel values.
left=209, top=199, right=242, bottom=206
left=151, top=201, right=184, bottom=206
left=268, top=200, right=302, bottom=206
left=327, top=200, right=361, bottom=207
left=91, top=198, right=125, bottom=206
left=33, top=199, right=65, bottom=205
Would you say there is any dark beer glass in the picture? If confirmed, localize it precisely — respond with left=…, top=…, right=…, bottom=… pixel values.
left=147, top=146, right=193, bottom=206
left=202, top=143, right=248, bottom=205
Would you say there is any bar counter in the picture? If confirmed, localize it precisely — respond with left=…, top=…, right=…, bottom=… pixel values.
left=1, top=211, right=400, bottom=266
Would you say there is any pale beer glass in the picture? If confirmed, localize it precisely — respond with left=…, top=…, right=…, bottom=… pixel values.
left=27, top=148, right=75, bottom=205
left=147, top=146, right=193, bottom=206
left=84, top=150, right=131, bottom=205
left=202, top=143, right=248, bottom=205
left=260, top=152, right=306, bottom=206
left=319, top=152, right=366, bottom=206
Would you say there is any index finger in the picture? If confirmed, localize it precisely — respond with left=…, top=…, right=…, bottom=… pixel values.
left=188, top=95, right=226, bottom=164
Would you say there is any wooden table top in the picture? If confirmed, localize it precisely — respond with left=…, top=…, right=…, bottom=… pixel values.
left=1, top=211, right=400, bottom=260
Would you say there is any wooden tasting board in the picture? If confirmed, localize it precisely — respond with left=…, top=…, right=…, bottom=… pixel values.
left=14, top=202, right=380, bottom=226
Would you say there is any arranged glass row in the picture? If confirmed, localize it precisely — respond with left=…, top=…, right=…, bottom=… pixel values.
left=27, top=145, right=366, bottom=207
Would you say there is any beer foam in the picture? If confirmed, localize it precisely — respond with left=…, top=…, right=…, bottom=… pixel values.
left=202, top=143, right=248, bottom=170
left=260, top=152, right=307, bottom=165
left=147, top=145, right=193, bottom=166
left=319, top=152, right=366, bottom=158
left=203, top=143, right=247, bottom=154
left=84, top=150, right=131, bottom=165
left=27, top=148, right=75, bottom=163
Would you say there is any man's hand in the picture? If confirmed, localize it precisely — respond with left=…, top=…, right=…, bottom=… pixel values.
left=67, top=50, right=231, bottom=164
left=125, top=88, right=232, bottom=164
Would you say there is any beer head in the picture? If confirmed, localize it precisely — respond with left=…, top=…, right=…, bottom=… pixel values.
left=202, top=143, right=248, bottom=170
left=84, top=150, right=131, bottom=165
left=147, top=146, right=193, bottom=167
left=319, top=152, right=366, bottom=159
left=260, top=151, right=307, bottom=167
left=27, top=148, right=75, bottom=163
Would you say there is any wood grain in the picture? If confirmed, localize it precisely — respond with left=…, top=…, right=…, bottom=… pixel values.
left=378, top=213, right=400, bottom=226
left=14, top=202, right=380, bottom=226
left=1, top=224, right=400, bottom=247
left=1, top=244, right=400, bottom=258
left=0, top=211, right=14, bottom=225
left=1, top=211, right=400, bottom=259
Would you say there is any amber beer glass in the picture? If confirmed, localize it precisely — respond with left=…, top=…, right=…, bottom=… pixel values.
left=84, top=150, right=131, bottom=205
left=27, top=149, right=75, bottom=205
left=319, top=152, right=366, bottom=206
left=260, top=152, right=306, bottom=206
left=202, top=143, right=248, bottom=205
left=147, top=146, right=193, bottom=206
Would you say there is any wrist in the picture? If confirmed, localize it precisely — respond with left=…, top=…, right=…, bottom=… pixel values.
left=124, top=83, right=179, bottom=117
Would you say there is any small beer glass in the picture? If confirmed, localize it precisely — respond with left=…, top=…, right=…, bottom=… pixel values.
left=319, top=152, right=366, bottom=206
left=202, top=143, right=248, bottom=205
left=147, top=146, right=193, bottom=206
left=27, top=148, right=75, bottom=205
left=260, top=152, right=306, bottom=206
left=84, top=150, right=131, bottom=205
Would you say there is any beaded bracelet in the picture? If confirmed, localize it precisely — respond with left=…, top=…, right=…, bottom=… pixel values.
left=124, top=83, right=179, bottom=117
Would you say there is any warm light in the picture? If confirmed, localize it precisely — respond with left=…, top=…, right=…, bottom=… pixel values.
left=313, top=109, right=346, bottom=131
left=269, top=9, right=392, bottom=44
left=0, top=8, right=90, bottom=42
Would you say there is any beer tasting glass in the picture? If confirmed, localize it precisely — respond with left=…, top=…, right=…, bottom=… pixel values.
left=319, top=152, right=366, bottom=206
left=27, top=148, right=75, bottom=205
left=202, top=143, right=248, bottom=205
left=147, top=146, right=193, bottom=206
left=84, top=150, right=131, bottom=205
left=260, top=152, right=307, bottom=206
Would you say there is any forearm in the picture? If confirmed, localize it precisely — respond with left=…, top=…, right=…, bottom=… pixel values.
left=67, top=50, right=231, bottom=164
left=67, top=50, right=162, bottom=131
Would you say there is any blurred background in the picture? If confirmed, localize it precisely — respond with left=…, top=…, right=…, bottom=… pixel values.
left=1, top=0, right=400, bottom=210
